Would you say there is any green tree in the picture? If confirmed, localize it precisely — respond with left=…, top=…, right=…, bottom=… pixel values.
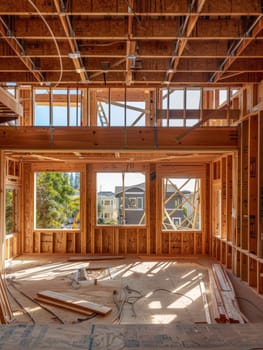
left=5, top=189, right=14, bottom=234
left=36, top=172, right=79, bottom=228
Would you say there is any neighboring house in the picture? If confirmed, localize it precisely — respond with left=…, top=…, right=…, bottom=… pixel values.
left=162, top=183, right=199, bottom=230
left=98, top=183, right=198, bottom=228
left=115, top=183, right=145, bottom=225
left=163, top=189, right=188, bottom=229
left=97, top=191, right=118, bottom=224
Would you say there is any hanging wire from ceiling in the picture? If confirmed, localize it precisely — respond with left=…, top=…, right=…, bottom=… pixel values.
left=124, top=0, right=141, bottom=23
left=27, top=0, right=63, bottom=88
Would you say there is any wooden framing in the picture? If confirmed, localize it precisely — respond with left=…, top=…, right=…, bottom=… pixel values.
left=0, top=151, right=5, bottom=271
left=0, top=87, right=23, bottom=123
left=0, top=1, right=263, bottom=306
left=211, top=100, right=263, bottom=295
left=0, top=126, right=238, bottom=151
left=0, top=82, right=262, bottom=302
left=18, top=160, right=212, bottom=258
left=23, top=163, right=86, bottom=255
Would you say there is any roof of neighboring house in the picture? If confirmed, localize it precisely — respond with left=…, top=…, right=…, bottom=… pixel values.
left=115, top=183, right=145, bottom=196
left=115, top=182, right=194, bottom=196
left=97, top=191, right=115, bottom=197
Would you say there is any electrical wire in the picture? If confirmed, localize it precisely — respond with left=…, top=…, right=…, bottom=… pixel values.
left=77, top=312, right=97, bottom=322
left=124, top=285, right=143, bottom=317
left=112, top=288, right=128, bottom=323
left=7, top=279, right=65, bottom=324
left=113, top=285, right=142, bottom=322
left=6, top=284, right=35, bottom=324
left=112, top=285, right=195, bottom=324
left=80, top=41, right=126, bottom=47
left=124, top=0, right=141, bottom=23
left=27, top=0, right=63, bottom=87
left=152, top=288, right=194, bottom=302
left=235, top=296, right=263, bottom=316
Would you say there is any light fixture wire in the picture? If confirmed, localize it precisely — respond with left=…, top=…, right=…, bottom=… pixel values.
left=27, top=0, right=63, bottom=87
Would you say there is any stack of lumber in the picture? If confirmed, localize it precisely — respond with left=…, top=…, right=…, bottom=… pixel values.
left=0, top=274, right=13, bottom=324
left=209, top=264, right=244, bottom=324
left=35, top=290, right=111, bottom=316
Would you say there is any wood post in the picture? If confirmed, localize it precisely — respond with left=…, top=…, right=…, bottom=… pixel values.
left=0, top=151, right=5, bottom=271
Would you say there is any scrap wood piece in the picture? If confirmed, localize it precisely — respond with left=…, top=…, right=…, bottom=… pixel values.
left=198, top=274, right=212, bottom=324
left=0, top=274, right=13, bottom=324
left=68, top=255, right=124, bottom=262
left=212, top=264, right=244, bottom=323
left=35, top=296, right=93, bottom=316
left=210, top=264, right=244, bottom=324
left=212, top=264, right=232, bottom=292
left=36, top=290, right=111, bottom=315
left=208, top=270, right=227, bottom=323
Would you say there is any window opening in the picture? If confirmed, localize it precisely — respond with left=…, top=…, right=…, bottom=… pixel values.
left=5, top=188, right=17, bottom=235
left=35, top=172, right=80, bottom=229
left=97, top=172, right=145, bottom=225
left=162, top=178, right=200, bottom=230
left=34, top=88, right=83, bottom=126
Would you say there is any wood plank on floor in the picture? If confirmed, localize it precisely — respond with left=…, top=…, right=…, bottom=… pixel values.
left=36, top=290, right=111, bottom=315
left=68, top=256, right=125, bottom=261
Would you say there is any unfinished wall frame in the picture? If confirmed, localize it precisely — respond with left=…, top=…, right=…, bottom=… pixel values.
left=3, top=158, right=22, bottom=261
left=22, top=162, right=86, bottom=255
left=88, top=163, right=150, bottom=256
left=18, top=159, right=212, bottom=258
left=156, top=164, right=208, bottom=256
left=211, top=106, right=263, bottom=296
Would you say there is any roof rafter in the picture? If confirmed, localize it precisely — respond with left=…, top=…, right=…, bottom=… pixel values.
left=53, top=0, right=89, bottom=82
left=211, top=15, right=263, bottom=82
left=0, top=16, right=45, bottom=83
left=166, top=0, right=206, bottom=83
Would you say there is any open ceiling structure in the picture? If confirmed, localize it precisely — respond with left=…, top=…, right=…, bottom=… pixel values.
left=0, top=0, right=261, bottom=164
left=0, top=0, right=262, bottom=88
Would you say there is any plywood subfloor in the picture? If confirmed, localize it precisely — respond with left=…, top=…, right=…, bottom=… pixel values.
left=1, top=256, right=263, bottom=349
left=4, top=256, right=211, bottom=325
left=1, top=323, right=263, bottom=350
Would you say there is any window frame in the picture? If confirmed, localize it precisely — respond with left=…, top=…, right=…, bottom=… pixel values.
left=162, top=177, right=201, bottom=231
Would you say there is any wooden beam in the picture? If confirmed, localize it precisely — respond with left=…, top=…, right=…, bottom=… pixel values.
left=156, top=109, right=240, bottom=120
left=0, top=0, right=261, bottom=15
left=212, top=16, right=263, bottom=82
left=167, top=0, right=206, bottom=83
left=0, top=151, right=4, bottom=272
left=0, top=126, right=238, bottom=151
left=0, top=17, right=44, bottom=83
left=53, top=0, right=88, bottom=82
left=0, top=116, right=18, bottom=124
left=0, top=88, right=23, bottom=116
